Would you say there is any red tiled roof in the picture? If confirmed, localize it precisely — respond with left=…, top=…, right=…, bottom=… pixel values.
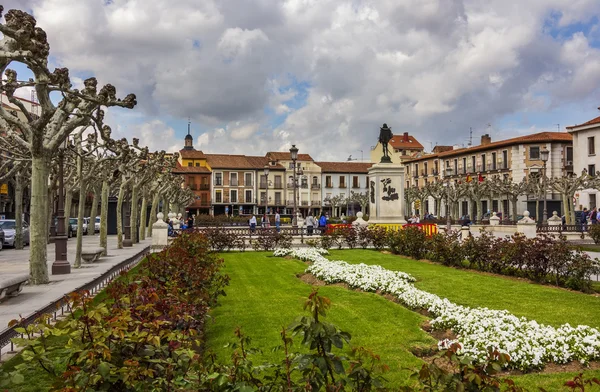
left=205, top=154, right=285, bottom=170
left=172, top=163, right=210, bottom=174
left=567, top=111, right=600, bottom=130
left=316, top=162, right=373, bottom=173
left=405, top=132, right=572, bottom=162
left=266, top=151, right=314, bottom=161
left=179, top=149, right=206, bottom=159
left=389, top=135, right=423, bottom=150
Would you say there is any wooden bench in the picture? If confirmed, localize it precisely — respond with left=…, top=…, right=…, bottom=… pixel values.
left=0, top=274, right=29, bottom=301
left=81, top=247, right=105, bottom=263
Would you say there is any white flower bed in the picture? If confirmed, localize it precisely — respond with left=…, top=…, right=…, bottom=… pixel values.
left=275, top=248, right=600, bottom=370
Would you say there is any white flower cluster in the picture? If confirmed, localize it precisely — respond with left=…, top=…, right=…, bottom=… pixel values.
left=273, top=247, right=329, bottom=260
left=275, top=248, right=600, bottom=370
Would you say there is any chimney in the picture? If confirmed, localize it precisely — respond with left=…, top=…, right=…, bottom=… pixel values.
left=481, top=134, right=491, bottom=146
left=403, top=132, right=409, bottom=142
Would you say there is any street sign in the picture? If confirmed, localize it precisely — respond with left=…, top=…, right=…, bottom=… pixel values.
left=0, top=183, right=7, bottom=195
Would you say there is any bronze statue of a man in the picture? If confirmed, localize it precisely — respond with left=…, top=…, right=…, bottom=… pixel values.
left=378, top=123, right=393, bottom=163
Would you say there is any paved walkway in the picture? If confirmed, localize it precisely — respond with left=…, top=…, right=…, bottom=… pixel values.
left=0, top=235, right=151, bottom=355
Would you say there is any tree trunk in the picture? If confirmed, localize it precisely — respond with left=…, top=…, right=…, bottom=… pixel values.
left=30, top=156, right=50, bottom=284
left=535, top=199, right=540, bottom=223
left=148, top=192, right=159, bottom=237
left=64, top=188, right=73, bottom=220
left=562, top=193, right=570, bottom=224
left=100, top=180, right=109, bottom=256
left=46, top=188, right=53, bottom=243
left=14, top=174, right=24, bottom=250
left=87, top=186, right=99, bottom=236
left=74, top=171, right=86, bottom=268
left=512, top=199, right=518, bottom=222
left=130, top=186, right=139, bottom=244
left=117, top=183, right=125, bottom=249
left=139, top=194, right=147, bottom=241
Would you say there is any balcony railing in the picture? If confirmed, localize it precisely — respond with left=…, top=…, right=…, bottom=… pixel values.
left=311, top=183, right=320, bottom=190
left=325, top=183, right=333, bottom=188
left=352, top=184, right=360, bottom=188
left=301, top=201, right=309, bottom=206
left=188, top=184, right=198, bottom=190
left=259, top=183, right=268, bottom=189
left=301, top=183, right=309, bottom=189
left=311, top=200, right=321, bottom=206
left=339, top=184, right=346, bottom=188
left=274, top=183, right=284, bottom=189
left=200, top=184, right=210, bottom=190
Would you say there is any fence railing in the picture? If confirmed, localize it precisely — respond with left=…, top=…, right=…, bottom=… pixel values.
left=536, top=224, right=589, bottom=233
left=0, top=246, right=150, bottom=361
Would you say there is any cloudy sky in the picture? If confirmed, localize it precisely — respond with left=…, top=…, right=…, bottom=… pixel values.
left=6, top=0, right=600, bottom=160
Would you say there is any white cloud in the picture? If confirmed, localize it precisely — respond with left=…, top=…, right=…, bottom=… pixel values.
left=4, top=0, right=600, bottom=160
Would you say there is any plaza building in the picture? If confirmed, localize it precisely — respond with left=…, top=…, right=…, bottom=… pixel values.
left=316, top=161, right=373, bottom=217
left=370, top=131, right=424, bottom=163
left=567, top=109, right=600, bottom=209
left=403, top=132, right=573, bottom=220
left=175, top=128, right=211, bottom=216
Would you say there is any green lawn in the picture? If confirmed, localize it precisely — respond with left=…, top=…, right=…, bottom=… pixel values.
left=327, top=249, right=600, bottom=328
left=206, top=250, right=600, bottom=390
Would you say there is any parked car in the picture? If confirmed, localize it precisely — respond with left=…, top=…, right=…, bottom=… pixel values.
left=0, top=227, right=4, bottom=250
left=0, top=219, right=30, bottom=247
left=52, top=217, right=74, bottom=238
left=83, top=217, right=90, bottom=234
left=94, top=216, right=101, bottom=232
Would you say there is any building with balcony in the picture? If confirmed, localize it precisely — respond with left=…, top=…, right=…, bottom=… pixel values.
left=174, top=129, right=211, bottom=215
left=567, top=110, right=600, bottom=209
left=265, top=151, right=321, bottom=217
left=316, top=162, right=373, bottom=217
left=206, top=154, right=286, bottom=216
left=403, top=132, right=573, bottom=220
left=370, top=131, right=424, bottom=163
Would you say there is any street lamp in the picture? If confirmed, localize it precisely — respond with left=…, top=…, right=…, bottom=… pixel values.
left=541, top=147, right=550, bottom=224
left=445, top=166, right=452, bottom=232
left=290, top=144, right=299, bottom=227
left=52, top=138, right=70, bottom=275
left=263, top=164, right=270, bottom=216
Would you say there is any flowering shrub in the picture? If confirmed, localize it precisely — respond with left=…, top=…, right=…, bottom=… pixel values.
left=251, top=229, right=292, bottom=251
left=2, top=232, right=230, bottom=390
left=276, top=249, right=600, bottom=370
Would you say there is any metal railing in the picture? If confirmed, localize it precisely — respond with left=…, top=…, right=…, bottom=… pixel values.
left=537, top=224, right=589, bottom=233
left=0, top=246, right=150, bottom=360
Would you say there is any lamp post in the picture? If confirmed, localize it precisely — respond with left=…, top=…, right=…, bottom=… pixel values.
left=541, top=147, right=549, bottom=224
left=445, top=166, right=452, bottom=232
left=263, top=165, right=270, bottom=216
left=290, top=145, right=299, bottom=227
left=52, top=139, right=70, bottom=275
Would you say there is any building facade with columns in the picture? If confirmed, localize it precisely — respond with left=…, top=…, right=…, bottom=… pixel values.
left=316, top=161, right=373, bottom=217
left=403, top=132, right=573, bottom=220
left=567, top=111, right=600, bottom=209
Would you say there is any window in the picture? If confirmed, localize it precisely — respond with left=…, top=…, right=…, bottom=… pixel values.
left=492, top=152, right=497, bottom=170
left=215, top=173, right=222, bottom=186
left=414, top=163, right=419, bottom=176
left=481, top=154, right=486, bottom=172
left=434, top=161, right=438, bottom=174
left=231, top=189, right=238, bottom=203
left=187, top=162, right=192, bottom=167
left=245, top=190, right=252, bottom=203
left=275, top=175, right=282, bottom=188
left=588, top=164, right=596, bottom=177
left=566, top=146, right=573, bottom=163
left=502, top=150, right=508, bottom=169
left=215, top=190, right=222, bottom=203
left=424, top=162, right=428, bottom=176
left=260, top=191, right=266, bottom=203
left=353, top=176, right=359, bottom=188
left=260, top=174, right=268, bottom=188
left=365, top=176, right=369, bottom=187
left=589, top=137, right=596, bottom=155
left=326, top=175, right=332, bottom=187
left=289, top=162, right=294, bottom=169
left=471, top=156, right=476, bottom=172
left=230, top=173, right=238, bottom=186
left=195, top=162, right=200, bottom=167
left=461, top=158, right=466, bottom=174
left=590, top=194, right=597, bottom=209
left=275, top=192, right=282, bottom=205
left=530, top=146, right=540, bottom=160
left=339, top=176, right=346, bottom=188
left=245, top=173, right=253, bottom=187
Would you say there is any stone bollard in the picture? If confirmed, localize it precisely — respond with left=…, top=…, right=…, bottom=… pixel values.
left=489, top=212, right=500, bottom=226
left=352, top=211, right=368, bottom=228
left=461, top=225, right=471, bottom=242
left=548, top=211, right=562, bottom=226
left=152, top=212, right=169, bottom=249
left=517, top=210, right=537, bottom=238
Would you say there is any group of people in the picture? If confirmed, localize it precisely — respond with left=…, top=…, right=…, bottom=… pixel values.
left=579, top=207, right=598, bottom=227
left=248, top=211, right=328, bottom=235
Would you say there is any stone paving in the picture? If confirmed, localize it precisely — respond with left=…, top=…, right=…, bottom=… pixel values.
left=0, top=234, right=151, bottom=357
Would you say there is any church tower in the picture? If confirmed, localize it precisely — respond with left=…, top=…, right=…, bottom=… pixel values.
left=184, top=118, right=193, bottom=150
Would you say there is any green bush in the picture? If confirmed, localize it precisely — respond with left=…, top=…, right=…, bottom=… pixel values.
left=588, top=224, right=600, bottom=244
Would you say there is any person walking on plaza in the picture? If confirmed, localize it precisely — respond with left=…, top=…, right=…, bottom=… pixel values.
left=187, top=214, right=193, bottom=230
left=591, top=207, right=598, bottom=225
left=319, top=213, right=327, bottom=235
left=249, top=215, right=257, bottom=233
left=262, top=213, right=270, bottom=228
left=306, top=213, right=315, bottom=235
left=275, top=210, right=281, bottom=232
left=581, top=208, right=589, bottom=230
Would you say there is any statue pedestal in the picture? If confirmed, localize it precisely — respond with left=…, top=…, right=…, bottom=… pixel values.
left=368, top=163, right=406, bottom=224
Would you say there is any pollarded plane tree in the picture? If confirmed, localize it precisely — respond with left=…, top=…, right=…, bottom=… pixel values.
left=550, top=173, right=588, bottom=225
left=348, top=190, right=369, bottom=215
left=404, top=185, right=419, bottom=217
left=324, top=194, right=346, bottom=218
left=115, top=145, right=144, bottom=249
left=423, top=181, right=445, bottom=219
left=146, top=166, right=181, bottom=237
left=443, top=181, right=469, bottom=221
left=0, top=7, right=136, bottom=283
left=464, top=180, right=492, bottom=222
left=490, top=176, right=529, bottom=223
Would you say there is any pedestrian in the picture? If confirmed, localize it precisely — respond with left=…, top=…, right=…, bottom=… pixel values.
left=275, top=210, right=281, bottom=232
left=591, top=207, right=598, bottom=225
left=187, top=214, right=193, bottom=230
left=319, top=213, right=327, bottom=235
left=581, top=208, right=589, bottom=229
left=249, top=215, right=257, bottom=233
left=262, top=213, right=270, bottom=228
left=306, top=213, right=314, bottom=236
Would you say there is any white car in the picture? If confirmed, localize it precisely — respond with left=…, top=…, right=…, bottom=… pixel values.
left=94, top=216, right=100, bottom=232
left=0, top=219, right=30, bottom=247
